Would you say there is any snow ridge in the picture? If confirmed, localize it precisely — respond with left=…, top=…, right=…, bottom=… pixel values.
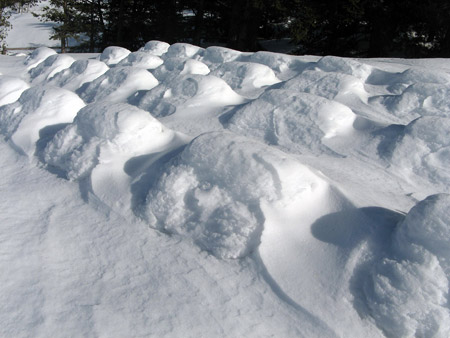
left=1, top=43, right=450, bottom=337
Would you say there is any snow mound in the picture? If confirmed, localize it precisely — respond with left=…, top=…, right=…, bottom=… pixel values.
left=77, top=66, right=159, bottom=104
left=314, top=55, right=373, bottom=81
left=47, top=59, right=109, bottom=91
left=138, top=74, right=245, bottom=117
left=163, top=43, right=204, bottom=59
left=202, top=46, right=245, bottom=67
left=117, top=51, right=164, bottom=69
left=138, top=40, right=170, bottom=56
left=23, top=47, right=57, bottom=70
left=370, top=83, right=450, bottom=124
left=389, top=116, right=450, bottom=188
left=99, top=46, right=131, bottom=66
left=28, top=54, right=75, bottom=84
left=0, top=76, right=29, bottom=106
left=281, top=70, right=369, bottom=103
left=248, top=51, right=309, bottom=80
left=151, top=57, right=210, bottom=82
left=144, top=131, right=330, bottom=259
left=0, top=86, right=85, bottom=155
left=44, top=102, right=182, bottom=184
left=227, top=89, right=356, bottom=155
left=363, top=194, right=450, bottom=338
left=211, top=61, right=281, bottom=98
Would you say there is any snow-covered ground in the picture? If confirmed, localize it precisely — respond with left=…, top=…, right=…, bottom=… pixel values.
left=1, top=40, right=450, bottom=337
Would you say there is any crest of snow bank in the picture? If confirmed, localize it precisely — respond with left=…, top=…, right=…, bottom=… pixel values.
left=138, top=74, right=245, bottom=117
left=48, top=59, right=109, bottom=91
left=0, top=86, right=85, bottom=155
left=77, top=66, right=159, bottom=103
left=44, top=102, right=181, bottom=181
left=99, top=46, right=131, bottom=66
left=0, top=76, right=29, bottom=106
left=145, top=131, right=332, bottom=259
left=227, top=89, right=356, bottom=155
left=29, top=54, right=75, bottom=84
left=363, top=194, right=450, bottom=338
left=23, top=47, right=57, bottom=70
left=388, top=116, right=450, bottom=188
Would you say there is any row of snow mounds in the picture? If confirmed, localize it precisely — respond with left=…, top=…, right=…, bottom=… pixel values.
left=144, top=131, right=349, bottom=260
left=362, top=194, right=450, bottom=338
left=44, top=102, right=188, bottom=211
left=0, top=86, right=85, bottom=156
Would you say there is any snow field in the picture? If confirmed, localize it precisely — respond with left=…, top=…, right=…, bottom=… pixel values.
left=1, top=42, right=450, bottom=337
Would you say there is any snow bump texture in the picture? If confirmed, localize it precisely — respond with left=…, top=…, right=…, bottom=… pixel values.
left=1, top=44, right=450, bottom=337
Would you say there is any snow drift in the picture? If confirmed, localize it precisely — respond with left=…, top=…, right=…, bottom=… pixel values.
left=1, top=43, right=450, bottom=338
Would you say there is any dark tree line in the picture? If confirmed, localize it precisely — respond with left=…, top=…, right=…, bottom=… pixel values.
left=7, top=0, right=450, bottom=57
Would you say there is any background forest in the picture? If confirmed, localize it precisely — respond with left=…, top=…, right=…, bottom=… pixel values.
left=1, top=0, right=450, bottom=57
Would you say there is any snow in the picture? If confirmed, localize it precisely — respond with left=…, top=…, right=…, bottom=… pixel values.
left=1, top=40, right=450, bottom=338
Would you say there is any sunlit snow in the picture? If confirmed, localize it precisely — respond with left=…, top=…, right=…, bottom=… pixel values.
left=1, top=41, right=450, bottom=337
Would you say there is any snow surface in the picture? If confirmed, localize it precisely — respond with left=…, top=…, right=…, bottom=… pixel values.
left=1, top=42, right=450, bottom=337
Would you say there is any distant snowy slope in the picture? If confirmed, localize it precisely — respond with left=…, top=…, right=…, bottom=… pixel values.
left=0, top=42, right=450, bottom=337
left=5, top=1, right=57, bottom=49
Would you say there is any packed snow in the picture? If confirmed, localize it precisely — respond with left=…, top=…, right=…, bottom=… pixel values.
left=1, top=41, right=450, bottom=338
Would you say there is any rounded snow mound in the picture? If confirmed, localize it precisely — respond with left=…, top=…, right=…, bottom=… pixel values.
left=389, top=116, right=450, bottom=188
left=145, top=131, right=329, bottom=259
left=24, top=47, right=57, bottom=70
left=370, top=83, right=450, bottom=123
left=0, top=76, right=29, bottom=106
left=281, top=69, right=368, bottom=102
left=211, top=61, right=281, bottom=98
left=138, top=74, right=245, bottom=117
left=151, top=57, right=210, bottom=82
left=314, top=55, right=373, bottom=81
left=363, top=194, right=450, bottom=338
left=117, top=51, right=164, bottom=69
left=77, top=66, right=159, bottom=104
left=0, top=86, right=85, bottom=155
left=227, top=89, right=356, bottom=155
left=99, top=46, right=131, bottom=66
left=29, top=54, right=75, bottom=84
left=398, top=67, right=450, bottom=85
left=202, top=46, right=244, bottom=67
left=138, top=40, right=170, bottom=56
left=44, top=102, right=174, bottom=181
left=163, top=43, right=204, bottom=59
left=47, top=59, right=109, bottom=91
left=248, top=51, right=307, bottom=80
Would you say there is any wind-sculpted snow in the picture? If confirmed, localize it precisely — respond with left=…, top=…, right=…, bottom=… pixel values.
left=138, top=74, right=245, bottom=117
left=44, top=102, right=187, bottom=211
left=77, top=66, right=159, bottom=103
left=145, top=131, right=330, bottom=259
left=47, top=59, right=109, bottom=91
left=23, top=46, right=56, bottom=70
left=28, top=54, right=75, bottom=84
left=1, top=44, right=450, bottom=337
left=99, top=46, right=131, bottom=66
left=117, top=51, right=164, bottom=69
left=389, top=116, right=450, bottom=189
left=363, top=194, right=450, bottom=337
left=151, top=57, right=210, bottom=82
left=227, top=89, right=356, bottom=155
left=163, top=42, right=204, bottom=59
left=138, top=40, right=170, bottom=56
left=211, top=61, right=281, bottom=98
left=0, top=86, right=85, bottom=155
left=0, top=76, right=29, bottom=106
